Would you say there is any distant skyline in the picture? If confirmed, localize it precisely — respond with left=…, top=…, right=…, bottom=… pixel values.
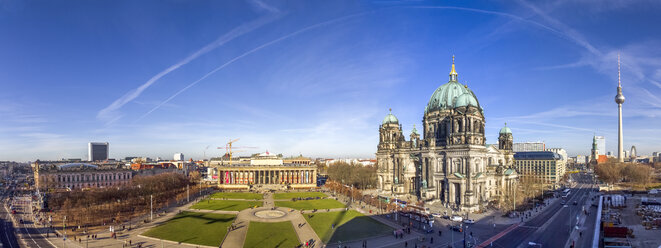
left=2, top=0, right=661, bottom=161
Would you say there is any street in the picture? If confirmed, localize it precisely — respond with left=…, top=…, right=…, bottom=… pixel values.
left=488, top=173, right=597, bottom=248
left=0, top=189, right=20, bottom=248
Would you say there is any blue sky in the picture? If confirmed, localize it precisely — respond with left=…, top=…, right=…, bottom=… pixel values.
left=1, top=0, right=660, bottom=161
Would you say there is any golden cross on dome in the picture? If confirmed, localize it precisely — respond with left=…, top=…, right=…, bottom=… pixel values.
left=450, top=55, right=457, bottom=75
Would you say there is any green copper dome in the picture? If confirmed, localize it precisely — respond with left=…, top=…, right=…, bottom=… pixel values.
left=454, top=92, right=479, bottom=108
left=411, top=125, right=420, bottom=135
left=382, top=110, right=399, bottom=124
left=426, top=57, right=481, bottom=113
left=499, top=125, right=512, bottom=134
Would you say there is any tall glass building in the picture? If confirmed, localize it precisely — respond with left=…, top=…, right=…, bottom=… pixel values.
left=88, top=142, right=109, bottom=161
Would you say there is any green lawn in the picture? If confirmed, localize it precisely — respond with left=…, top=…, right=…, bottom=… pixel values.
left=210, top=192, right=263, bottom=200
left=142, top=211, right=235, bottom=247
left=192, top=199, right=262, bottom=211
left=304, top=210, right=394, bottom=243
left=243, top=221, right=300, bottom=248
left=274, top=199, right=345, bottom=210
left=273, top=192, right=327, bottom=199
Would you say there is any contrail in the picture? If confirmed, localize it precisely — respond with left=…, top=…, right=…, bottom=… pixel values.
left=137, top=11, right=376, bottom=120
left=410, top=6, right=565, bottom=39
left=97, top=13, right=281, bottom=123
left=138, top=5, right=570, bottom=120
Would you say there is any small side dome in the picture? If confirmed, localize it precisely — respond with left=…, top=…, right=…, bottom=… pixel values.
left=454, top=92, right=479, bottom=108
left=499, top=123, right=512, bottom=134
left=411, top=125, right=420, bottom=135
left=382, top=109, right=399, bottom=124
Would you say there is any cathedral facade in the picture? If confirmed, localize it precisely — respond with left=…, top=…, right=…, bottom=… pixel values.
left=376, top=58, right=518, bottom=212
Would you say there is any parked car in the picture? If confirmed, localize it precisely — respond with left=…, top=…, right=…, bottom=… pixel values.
left=573, top=201, right=578, bottom=205
left=561, top=200, right=566, bottom=205
left=431, top=213, right=442, bottom=218
left=450, top=215, right=463, bottom=222
left=463, top=219, right=475, bottom=224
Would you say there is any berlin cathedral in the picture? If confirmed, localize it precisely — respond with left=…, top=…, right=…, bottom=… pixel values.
left=376, top=57, right=518, bottom=212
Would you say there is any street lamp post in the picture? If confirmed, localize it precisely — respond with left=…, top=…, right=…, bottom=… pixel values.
left=150, top=194, right=153, bottom=222
left=463, top=223, right=468, bottom=248
left=63, top=215, right=67, bottom=248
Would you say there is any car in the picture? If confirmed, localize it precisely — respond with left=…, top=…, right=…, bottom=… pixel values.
left=450, top=215, right=463, bottom=222
left=463, top=219, right=475, bottom=224
left=561, top=200, right=566, bottom=205
left=573, top=201, right=578, bottom=205
left=431, top=213, right=442, bottom=218
left=449, top=225, right=463, bottom=232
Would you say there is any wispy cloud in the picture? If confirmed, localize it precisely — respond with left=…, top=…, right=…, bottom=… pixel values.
left=97, top=10, right=282, bottom=124
left=248, top=0, right=280, bottom=14
left=137, top=10, right=379, bottom=120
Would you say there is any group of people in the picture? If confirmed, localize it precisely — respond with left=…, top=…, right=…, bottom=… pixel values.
left=228, top=223, right=238, bottom=231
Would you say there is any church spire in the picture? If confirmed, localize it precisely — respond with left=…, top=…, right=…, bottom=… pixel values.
left=449, top=55, right=458, bottom=81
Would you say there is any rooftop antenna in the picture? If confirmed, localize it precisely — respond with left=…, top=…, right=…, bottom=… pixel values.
left=618, top=53, right=621, bottom=87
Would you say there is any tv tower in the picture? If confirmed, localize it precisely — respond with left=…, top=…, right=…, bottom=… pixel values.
left=615, top=53, right=625, bottom=162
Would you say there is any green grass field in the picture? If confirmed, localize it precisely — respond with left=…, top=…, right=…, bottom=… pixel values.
left=243, top=221, right=300, bottom=248
left=142, top=211, right=235, bottom=247
left=210, top=192, right=263, bottom=200
left=274, top=199, right=345, bottom=210
left=192, top=199, right=262, bottom=211
left=273, top=192, right=327, bottom=199
left=304, top=210, right=394, bottom=243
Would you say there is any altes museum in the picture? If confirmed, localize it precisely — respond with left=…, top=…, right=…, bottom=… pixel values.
left=376, top=57, right=518, bottom=212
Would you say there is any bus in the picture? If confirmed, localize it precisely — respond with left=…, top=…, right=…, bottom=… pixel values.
left=561, top=189, right=571, bottom=199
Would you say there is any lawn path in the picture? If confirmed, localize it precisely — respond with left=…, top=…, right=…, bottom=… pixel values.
left=220, top=192, right=321, bottom=248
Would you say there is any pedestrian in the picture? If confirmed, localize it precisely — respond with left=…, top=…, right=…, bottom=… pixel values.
left=405, top=241, right=408, bottom=247
left=430, top=237, right=433, bottom=244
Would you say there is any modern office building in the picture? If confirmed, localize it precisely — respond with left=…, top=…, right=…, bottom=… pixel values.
left=513, top=151, right=566, bottom=189
left=546, top=148, right=567, bottom=164
left=174, top=153, right=184, bottom=161
left=376, top=57, right=518, bottom=212
left=576, top=155, right=586, bottom=165
left=513, top=142, right=546, bottom=152
left=88, top=142, right=109, bottom=161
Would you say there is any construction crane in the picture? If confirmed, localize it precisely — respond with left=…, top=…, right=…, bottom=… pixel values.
left=216, top=138, right=257, bottom=186
left=217, top=138, right=258, bottom=165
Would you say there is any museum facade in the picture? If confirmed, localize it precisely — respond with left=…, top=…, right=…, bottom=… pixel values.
left=208, top=152, right=317, bottom=190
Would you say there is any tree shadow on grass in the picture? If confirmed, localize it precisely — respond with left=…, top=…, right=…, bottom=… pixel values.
left=327, top=216, right=394, bottom=244
left=168, top=212, right=235, bottom=225
left=246, top=230, right=290, bottom=248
